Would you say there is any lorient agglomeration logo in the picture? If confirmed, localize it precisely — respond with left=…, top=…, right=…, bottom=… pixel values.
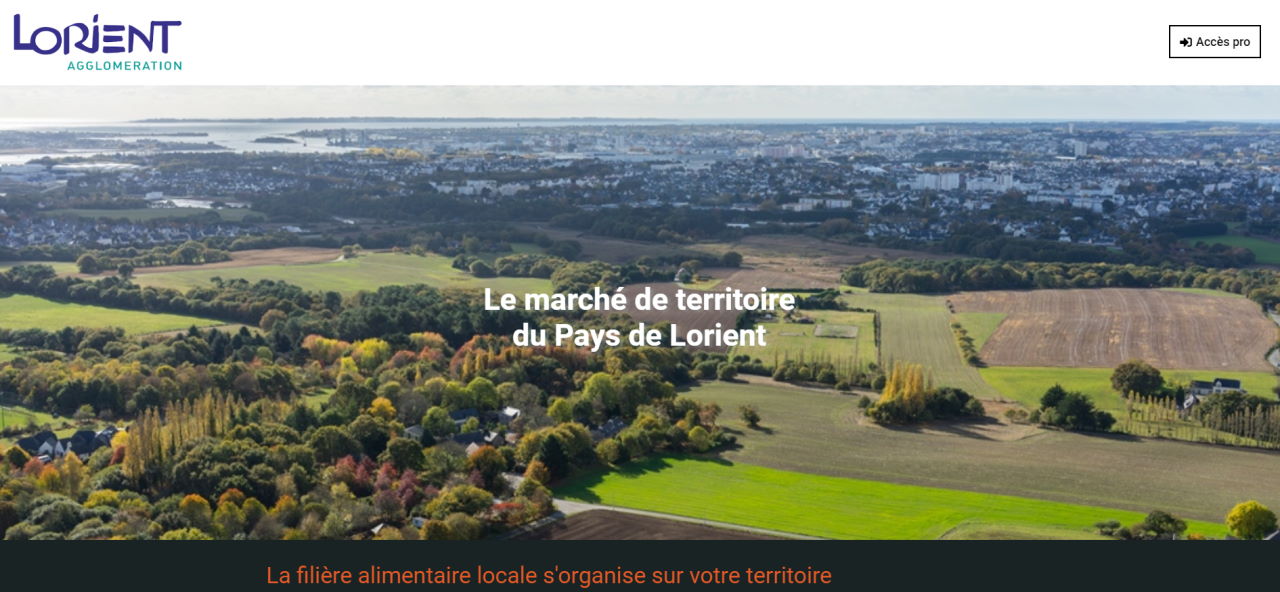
left=11, top=14, right=183, bottom=71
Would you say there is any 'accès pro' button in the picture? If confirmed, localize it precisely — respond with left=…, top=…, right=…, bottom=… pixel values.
left=1169, top=25, right=1261, bottom=58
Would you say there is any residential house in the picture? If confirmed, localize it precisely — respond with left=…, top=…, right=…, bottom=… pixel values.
left=589, top=417, right=627, bottom=442
left=1183, top=378, right=1246, bottom=410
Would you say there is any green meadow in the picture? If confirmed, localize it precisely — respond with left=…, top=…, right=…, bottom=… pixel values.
left=733, top=310, right=877, bottom=368
left=0, top=261, right=79, bottom=274
left=0, top=404, right=105, bottom=448
left=952, top=311, right=1006, bottom=349
left=685, top=379, right=1280, bottom=522
left=557, top=456, right=1227, bottom=540
left=1187, top=234, right=1280, bottom=265
left=0, top=293, right=223, bottom=334
left=133, top=251, right=553, bottom=295
left=843, top=292, right=996, bottom=397
left=979, top=366, right=1280, bottom=413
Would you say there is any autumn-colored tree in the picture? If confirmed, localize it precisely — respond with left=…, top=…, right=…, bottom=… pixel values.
left=425, top=485, right=494, bottom=519
left=61, top=453, right=87, bottom=499
left=36, top=464, right=65, bottom=494
left=218, top=488, right=247, bottom=507
left=595, top=439, right=623, bottom=464
left=160, top=528, right=214, bottom=540
left=409, top=331, right=449, bottom=354
left=420, top=519, right=454, bottom=540
left=336, top=357, right=362, bottom=381
left=125, top=393, right=240, bottom=481
left=367, top=396, right=397, bottom=421
left=872, top=362, right=929, bottom=418
left=179, top=494, right=214, bottom=532
left=467, top=446, right=507, bottom=490
left=698, top=402, right=722, bottom=427
left=523, top=460, right=551, bottom=486
left=302, top=334, right=351, bottom=365
left=258, top=309, right=288, bottom=332
left=270, top=495, right=302, bottom=528
left=85, top=490, right=121, bottom=509
left=444, top=512, right=484, bottom=540
left=1226, top=500, right=1278, bottom=540
left=687, top=426, right=713, bottom=452
left=351, top=338, right=392, bottom=374
left=22, top=456, right=44, bottom=477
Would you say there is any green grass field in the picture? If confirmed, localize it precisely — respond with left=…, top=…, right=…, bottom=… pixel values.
left=843, top=292, right=996, bottom=396
left=732, top=310, right=877, bottom=368
left=0, top=405, right=57, bottom=432
left=952, top=311, right=1005, bottom=350
left=0, top=261, right=79, bottom=274
left=979, top=366, right=1279, bottom=413
left=0, top=404, right=61, bottom=445
left=1187, top=234, right=1280, bottom=265
left=134, top=252, right=553, bottom=295
left=301, top=388, right=334, bottom=410
left=682, top=380, right=1280, bottom=522
left=45, top=207, right=256, bottom=222
left=557, top=456, right=1227, bottom=539
left=0, top=404, right=106, bottom=447
left=0, top=293, right=223, bottom=334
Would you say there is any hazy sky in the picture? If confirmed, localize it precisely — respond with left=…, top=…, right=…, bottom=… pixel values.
left=0, top=86, right=1278, bottom=121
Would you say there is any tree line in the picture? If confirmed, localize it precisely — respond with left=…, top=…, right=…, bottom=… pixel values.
left=843, top=258, right=1280, bottom=310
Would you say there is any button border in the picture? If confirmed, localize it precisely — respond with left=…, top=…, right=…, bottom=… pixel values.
left=1169, top=25, right=1262, bottom=59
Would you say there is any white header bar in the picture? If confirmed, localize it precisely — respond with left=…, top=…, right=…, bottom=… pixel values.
left=0, top=0, right=1275, bottom=85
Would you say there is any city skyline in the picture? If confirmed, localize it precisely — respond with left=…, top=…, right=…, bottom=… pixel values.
left=2, top=86, right=1280, bottom=122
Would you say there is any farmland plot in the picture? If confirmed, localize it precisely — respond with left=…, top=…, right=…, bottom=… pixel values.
left=950, top=288, right=1276, bottom=372
left=846, top=292, right=996, bottom=397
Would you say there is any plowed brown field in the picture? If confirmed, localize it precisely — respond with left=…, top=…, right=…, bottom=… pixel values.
left=950, top=288, right=1277, bottom=371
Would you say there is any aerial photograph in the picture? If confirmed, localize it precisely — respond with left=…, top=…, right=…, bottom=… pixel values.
left=1, top=86, right=1279, bottom=541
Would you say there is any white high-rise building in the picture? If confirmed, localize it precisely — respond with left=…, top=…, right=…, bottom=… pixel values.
left=967, top=173, right=1015, bottom=192
left=910, top=172, right=962, bottom=191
